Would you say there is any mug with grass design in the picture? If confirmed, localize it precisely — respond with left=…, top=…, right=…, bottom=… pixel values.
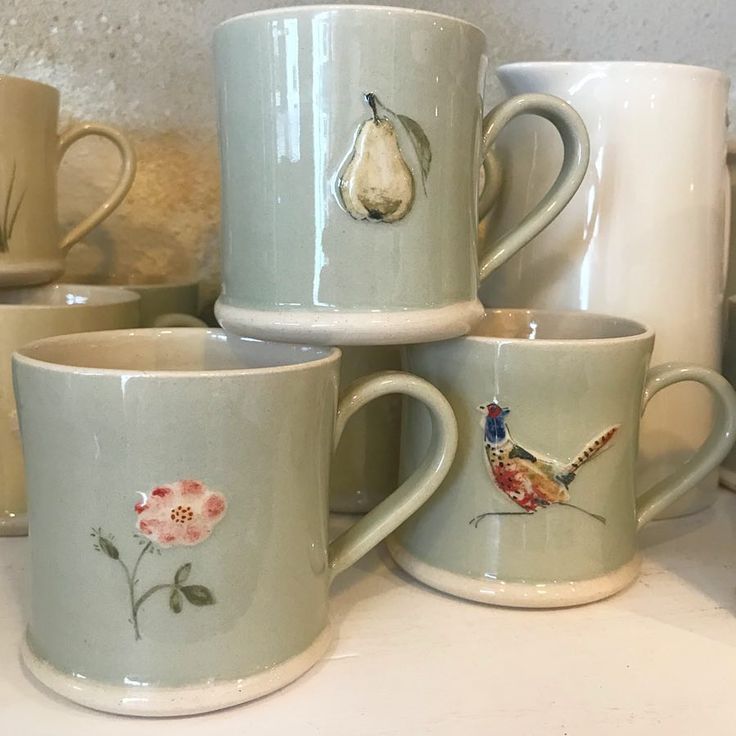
left=13, top=328, right=457, bottom=716
left=390, top=309, right=736, bottom=608
left=0, top=75, right=136, bottom=287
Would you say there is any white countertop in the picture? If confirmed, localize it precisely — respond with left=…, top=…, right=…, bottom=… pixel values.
left=2, top=492, right=736, bottom=735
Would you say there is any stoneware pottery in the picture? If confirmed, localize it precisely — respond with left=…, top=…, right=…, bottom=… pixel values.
left=0, top=285, right=140, bottom=536
left=13, top=328, right=457, bottom=716
left=389, top=309, right=736, bottom=608
left=213, top=6, right=589, bottom=346
left=720, top=296, right=736, bottom=489
left=480, top=62, right=730, bottom=516
left=0, top=75, right=136, bottom=287
left=331, top=345, right=402, bottom=513
left=103, top=280, right=204, bottom=327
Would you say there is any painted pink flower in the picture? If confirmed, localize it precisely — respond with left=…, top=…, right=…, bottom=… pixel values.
left=134, top=480, right=227, bottom=548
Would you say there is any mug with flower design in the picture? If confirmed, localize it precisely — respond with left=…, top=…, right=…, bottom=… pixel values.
left=13, top=328, right=457, bottom=716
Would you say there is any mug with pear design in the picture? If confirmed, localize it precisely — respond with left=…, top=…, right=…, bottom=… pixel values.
left=390, top=310, right=736, bottom=607
left=13, top=328, right=457, bottom=715
left=213, top=6, right=589, bottom=345
left=0, top=75, right=136, bottom=287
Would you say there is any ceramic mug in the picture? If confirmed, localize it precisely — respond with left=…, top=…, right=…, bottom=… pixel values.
left=106, top=280, right=205, bottom=327
left=720, top=296, right=736, bottom=489
left=0, top=285, right=140, bottom=536
left=480, top=62, right=730, bottom=516
left=13, top=328, right=457, bottom=716
left=390, top=309, right=736, bottom=608
left=213, top=6, right=589, bottom=346
left=331, top=345, right=403, bottom=513
left=0, top=75, right=136, bottom=287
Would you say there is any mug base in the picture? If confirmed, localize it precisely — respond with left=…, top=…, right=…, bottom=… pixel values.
left=0, top=512, right=28, bottom=536
left=720, top=465, right=736, bottom=491
left=215, top=299, right=485, bottom=346
left=387, top=537, right=641, bottom=608
left=21, top=625, right=332, bottom=717
left=0, top=260, right=63, bottom=287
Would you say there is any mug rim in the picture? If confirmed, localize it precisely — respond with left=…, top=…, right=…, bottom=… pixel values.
left=0, top=73, right=60, bottom=98
left=498, top=60, right=729, bottom=84
left=216, top=4, right=485, bottom=38
left=465, top=308, right=653, bottom=345
left=13, top=327, right=341, bottom=377
left=0, top=283, right=140, bottom=310
left=60, top=279, right=200, bottom=291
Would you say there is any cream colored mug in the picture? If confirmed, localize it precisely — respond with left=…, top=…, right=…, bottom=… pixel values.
left=0, top=75, right=136, bottom=286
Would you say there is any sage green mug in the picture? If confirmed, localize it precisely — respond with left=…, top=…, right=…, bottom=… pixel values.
left=214, top=6, right=589, bottom=346
left=0, top=284, right=140, bottom=536
left=390, top=310, right=736, bottom=608
left=13, top=328, right=457, bottom=716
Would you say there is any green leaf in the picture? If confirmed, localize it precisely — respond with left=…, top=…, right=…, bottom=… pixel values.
left=397, top=114, right=432, bottom=193
left=98, top=536, right=119, bottom=560
left=175, top=563, right=192, bottom=585
left=181, top=585, right=215, bottom=606
left=169, top=588, right=183, bottom=613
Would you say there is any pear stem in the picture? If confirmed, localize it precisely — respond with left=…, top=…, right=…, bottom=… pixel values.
left=365, top=92, right=380, bottom=124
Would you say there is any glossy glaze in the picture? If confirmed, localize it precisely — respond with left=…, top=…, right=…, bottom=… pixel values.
left=110, top=280, right=203, bottom=327
left=0, top=75, right=136, bottom=286
left=720, top=296, right=736, bottom=489
left=480, top=61, right=730, bottom=516
left=12, top=328, right=457, bottom=715
left=331, top=345, right=403, bottom=513
left=0, top=285, right=140, bottom=535
left=392, top=309, right=736, bottom=607
left=213, top=6, right=589, bottom=345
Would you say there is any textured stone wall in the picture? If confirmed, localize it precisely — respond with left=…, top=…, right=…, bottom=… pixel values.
left=1, top=0, right=734, bottom=305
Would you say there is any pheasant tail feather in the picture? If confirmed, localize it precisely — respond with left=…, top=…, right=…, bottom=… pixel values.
left=564, top=425, right=620, bottom=474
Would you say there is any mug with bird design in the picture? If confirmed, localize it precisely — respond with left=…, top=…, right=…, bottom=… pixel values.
left=389, top=309, right=736, bottom=608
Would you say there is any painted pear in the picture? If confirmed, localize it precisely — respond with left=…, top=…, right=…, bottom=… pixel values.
left=338, top=93, right=414, bottom=223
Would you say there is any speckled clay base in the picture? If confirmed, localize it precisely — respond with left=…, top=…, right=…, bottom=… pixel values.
left=387, top=538, right=642, bottom=608
left=0, top=261, right=63, bottom=287
left=22, top=625, right=332, bottom=717
left=719, top=466, right=736, bottom=492
left=0, top=512, right=28, bottom=536
left=215, top=299, right=485, bottom=346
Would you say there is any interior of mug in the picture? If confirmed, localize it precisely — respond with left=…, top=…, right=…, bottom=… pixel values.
left=16, top=328, right=337, bottom=372
left=0, top=284, right=139, bottom=307
left=473, top=309, right=649, bottom=341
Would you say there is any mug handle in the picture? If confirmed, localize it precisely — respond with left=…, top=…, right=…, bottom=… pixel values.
left=151, top=313, right=208, bottom=328
left=57, top=123, right=137, bottom=252
left=636, top=363, right=736, bottom=528
left=478, top=93, right=590, bottom=281
left=477, top=149, right=503, bottom=222
left=328, top=370, right=457, bottom=582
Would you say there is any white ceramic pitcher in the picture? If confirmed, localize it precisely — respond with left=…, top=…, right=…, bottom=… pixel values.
left=480, top=62, right=730, bottom=516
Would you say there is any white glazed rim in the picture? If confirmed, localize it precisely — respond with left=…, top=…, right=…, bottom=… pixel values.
left=22, top=625, right=332, bottom=717
left=388, top=537, right=642, bottom=608
left=216, top=4, right=486, bottom=38
left=0, top=283, right=140, bottom=310
left=63, top=279, right=200, bottom=291
left=466, top=308, right=654, bottom=346
left=499, top=60, right=729, bottom=84
left=13, top=328, right=341, bottom=378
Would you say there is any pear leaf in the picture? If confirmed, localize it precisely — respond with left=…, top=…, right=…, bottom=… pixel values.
left=397, top=114, right=432, bottom=193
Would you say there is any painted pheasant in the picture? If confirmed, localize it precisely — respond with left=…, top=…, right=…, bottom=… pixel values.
left=470, top=402, right=619, bottom=527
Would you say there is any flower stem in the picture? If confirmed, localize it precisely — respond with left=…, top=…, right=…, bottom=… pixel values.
left=133, top=584, right=173, bottom=618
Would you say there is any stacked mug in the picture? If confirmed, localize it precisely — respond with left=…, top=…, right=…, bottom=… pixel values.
left=9, top=5, right=736, bottom=719
left=0, top=74, right=140, bottom=536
